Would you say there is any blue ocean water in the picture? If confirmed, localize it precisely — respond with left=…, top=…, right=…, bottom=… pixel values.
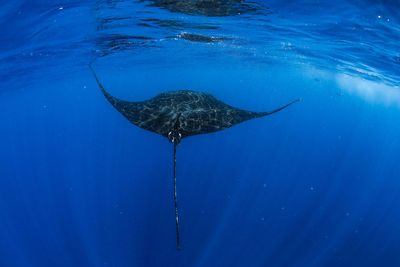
left=1, top=0, right=400, bottom=266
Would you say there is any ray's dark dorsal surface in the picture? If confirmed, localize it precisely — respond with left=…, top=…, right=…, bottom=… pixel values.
left=89, top=65, right=300, bottom=143
left=89, top=64, right=300, bottom=250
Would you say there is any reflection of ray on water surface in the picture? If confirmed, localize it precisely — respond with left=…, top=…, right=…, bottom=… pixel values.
left=144, top=0, right=268, bottom=17
left=94, top=34, right=157, bottom=57
left=177, top=32, right=228, bottom=43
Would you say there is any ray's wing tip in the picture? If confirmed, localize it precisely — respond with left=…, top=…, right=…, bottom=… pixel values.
left=288, top=98, right=302, bottom=106
left=88, top=61, right=96, bottom=74
left=89, top=58, right=97, bottom=66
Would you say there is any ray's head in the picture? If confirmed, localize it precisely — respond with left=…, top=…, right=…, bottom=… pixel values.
left=168, top=113, right=183, bottom=145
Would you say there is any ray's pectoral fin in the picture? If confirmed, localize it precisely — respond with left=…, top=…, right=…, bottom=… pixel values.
left=89, top=64, right=115, bottom=104
left=227, top=98, right=302, bottom=130
left=88, top=63, right=131, bottom=109
left=89, top=64, right=145, bottom=129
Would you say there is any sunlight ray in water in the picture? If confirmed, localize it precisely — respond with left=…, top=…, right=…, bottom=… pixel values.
left=336, top=73, right=400, bottom=108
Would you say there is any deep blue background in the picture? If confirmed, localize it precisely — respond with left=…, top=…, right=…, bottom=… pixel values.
left=1, top=0, right=400, bottom=266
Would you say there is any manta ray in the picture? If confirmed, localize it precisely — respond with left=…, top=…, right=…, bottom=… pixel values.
left=89, top=64, right=300, bottom=250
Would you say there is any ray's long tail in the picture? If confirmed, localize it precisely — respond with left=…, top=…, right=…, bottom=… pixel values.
left=174, top=142, right=180, bottom=251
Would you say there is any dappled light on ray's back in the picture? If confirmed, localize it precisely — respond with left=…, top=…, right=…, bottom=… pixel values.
left=0, top=0, right=400, bottom=266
